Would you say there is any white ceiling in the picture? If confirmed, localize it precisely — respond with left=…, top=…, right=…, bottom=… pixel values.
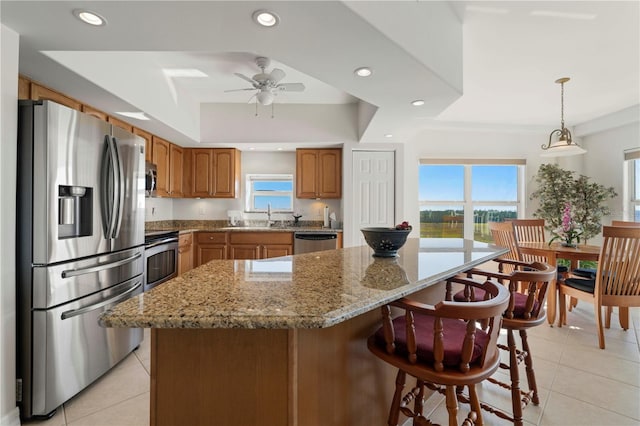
left=2, top=1, right=638, bottom=150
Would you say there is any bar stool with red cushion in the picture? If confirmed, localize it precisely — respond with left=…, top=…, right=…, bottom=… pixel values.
left=456, top=259, right=556, bottom=426
left=368, top=277, right=509, bottom=426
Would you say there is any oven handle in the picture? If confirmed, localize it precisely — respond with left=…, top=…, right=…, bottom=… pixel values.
left=61, top=281, right=142, bottom=320
left=145, top=237, right=179, bottom=249
left=61, top=252, right=142, bottom=279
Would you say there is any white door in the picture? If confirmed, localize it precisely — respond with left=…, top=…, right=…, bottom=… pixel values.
left=352, top=151, right=395, bottom=246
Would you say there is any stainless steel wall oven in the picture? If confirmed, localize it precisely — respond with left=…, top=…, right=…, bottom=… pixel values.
left=144, top=230, right=179, bottom=291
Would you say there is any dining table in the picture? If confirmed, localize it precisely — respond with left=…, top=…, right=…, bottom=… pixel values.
left=517, top=241, right=600, bottom=326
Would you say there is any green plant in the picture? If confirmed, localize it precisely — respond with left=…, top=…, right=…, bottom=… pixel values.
left=530, top=164, right=617, bottom=242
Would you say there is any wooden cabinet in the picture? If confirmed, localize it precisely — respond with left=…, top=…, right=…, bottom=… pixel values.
left=178, top=233, right=193, bottom=275
left=18, top=76, right=30, bottom=100
left=152, top=136, right=171, bottom=197
left=108, top=115, right=134, bottom=132
left=169, top=144, right=184, bottom=197
left=81, top=105, right=108, bottom=121
left=30, top=82, right=82, bottom=111
left=296, top=149, right=342, bottom=199
left=184, top=148, right=240, bottom=198
left=133, top=128, right=153, bottom=163
left=153, top=137, right=183, bottom=197
left=228, top=232, right=293, bottom=260
left=195, top=232, right=228, bottom=266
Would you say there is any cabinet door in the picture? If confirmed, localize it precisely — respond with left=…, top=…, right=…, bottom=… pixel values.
left=169, top=144, right=184, bottom=197
left=213, top=148, right=239, bottom=198
left=296, top=150, right=319, bottom=198
left=195, top=232, right=227, bottom=266
left=152, top=137, right=171, bottom=197
left=132, top=128, right=153, bottom=163
left=229, top=244, right=261, bottom=260
left=318, top=149, right=342, bottom=198
left=30, top=83, right=82, bottom=110
left=190, top=149, right=214, bottom=197
left=108, top=116, right=133, bottom=132
left=262, top=244, right=292, bottom=259
left=82, top=105, right=108, bottom=121
left=178, top=233, right=193, bottom=275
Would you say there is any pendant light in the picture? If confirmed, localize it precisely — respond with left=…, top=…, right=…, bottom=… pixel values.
left=541, top=77, right=586, bottom=157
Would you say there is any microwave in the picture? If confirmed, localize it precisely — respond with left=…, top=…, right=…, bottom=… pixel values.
left=145, top=162, right=157, bottom=197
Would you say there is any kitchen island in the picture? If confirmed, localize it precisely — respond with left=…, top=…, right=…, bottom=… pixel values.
left=100, top=238, right=506, bottom=426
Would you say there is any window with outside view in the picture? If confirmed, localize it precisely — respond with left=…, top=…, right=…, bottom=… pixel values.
left=245, top=174, right=293, bottom=212
left=419, top=162, right=522, bottom=242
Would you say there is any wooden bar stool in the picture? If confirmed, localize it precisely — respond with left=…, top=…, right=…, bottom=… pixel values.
left=368, top=277, right=509, bottom=426
left=458, top=259, right=556, bottom=426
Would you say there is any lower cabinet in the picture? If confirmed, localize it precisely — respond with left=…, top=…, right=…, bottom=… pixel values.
left=228, top=232, right=293, bottom=260
left=178, top=233, right=193, bottom=275
left=195, top=232, right=228, bottom=266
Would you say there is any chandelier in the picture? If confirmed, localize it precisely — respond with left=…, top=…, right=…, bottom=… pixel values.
left=540, top=77, right=586, bottom=157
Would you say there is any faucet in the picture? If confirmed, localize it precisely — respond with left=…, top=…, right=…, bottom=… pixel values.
left=266, top=203, right=273, bottom=227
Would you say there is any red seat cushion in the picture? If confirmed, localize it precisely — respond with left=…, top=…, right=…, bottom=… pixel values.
left=453, top=289, right=538, bottom=319
left=374, top=313, right=490, bottom=368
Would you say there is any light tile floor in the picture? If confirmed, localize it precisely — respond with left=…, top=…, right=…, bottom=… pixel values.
left=24, top=305, right=640, bottom=426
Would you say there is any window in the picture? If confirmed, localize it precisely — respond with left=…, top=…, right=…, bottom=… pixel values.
left=625, top=149, right=640, bottom=221
left=245, top=174, right=293, bottom=212
left=419, top=160, right=523, bottom=242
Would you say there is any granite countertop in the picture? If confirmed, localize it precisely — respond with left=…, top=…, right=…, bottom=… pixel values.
left=99, top=238, right=506, bottom=330
left=146, top=220, right=342, bottom=234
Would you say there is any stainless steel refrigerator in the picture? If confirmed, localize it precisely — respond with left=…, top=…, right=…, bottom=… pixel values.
left=16, top=100, right=145, bottom=419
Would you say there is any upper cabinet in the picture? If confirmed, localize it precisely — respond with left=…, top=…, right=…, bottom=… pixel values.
left=133, top=128, right=153, bottom=163
left=81, top=105, right=108, bottom=121
left=296, top=148, right=342, bottom=199
left=29, top=82, right=82, bottom=111
left=152, top=137, right=171, bottom=197
left=169, top=144, right=184, bottom=197
left=185, top=148, right=240, bottom=199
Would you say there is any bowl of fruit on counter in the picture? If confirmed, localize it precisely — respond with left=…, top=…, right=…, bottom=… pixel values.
left=360, top=221, right=412, bottom=257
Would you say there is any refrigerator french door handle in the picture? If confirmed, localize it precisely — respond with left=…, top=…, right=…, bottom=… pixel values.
left=61, top=252, right=142, bottom=278
left=100, top=135, right=113, bottom=238
left=107, top=136, right=120, bottom=239
left=111, top=136, right=125, bottom=239
left=60, top=281, right=142, bottom=320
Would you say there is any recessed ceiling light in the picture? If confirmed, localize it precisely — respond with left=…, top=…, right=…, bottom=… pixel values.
left=384, top=134, right=393, bottom=138
left=354, top=67, right=373, bottom=77
left=277, top=147, right=283, bottom=151
left=163, top=68, right=208, bottom=78
left=73, top=9, right=106, bottom=26
left=252, top=10, right=280, bottom=27
left=411, top=100, right=425, bottom=106
left=115, top=111, right=150, bottom=121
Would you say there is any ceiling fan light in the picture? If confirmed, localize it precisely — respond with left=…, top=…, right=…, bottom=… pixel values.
left=257, top=91, right=274, bottom=105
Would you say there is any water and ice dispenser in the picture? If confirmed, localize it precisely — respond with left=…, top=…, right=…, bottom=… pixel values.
left=58, top=185, right=92, bottom=239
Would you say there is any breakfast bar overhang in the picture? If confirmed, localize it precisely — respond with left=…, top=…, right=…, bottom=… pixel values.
left=99, top=238, right=507, bottom=426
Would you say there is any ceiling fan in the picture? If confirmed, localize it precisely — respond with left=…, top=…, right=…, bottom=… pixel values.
left=225, top=57, right=305, bottom=105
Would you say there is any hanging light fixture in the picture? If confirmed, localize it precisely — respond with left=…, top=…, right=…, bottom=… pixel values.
left=540, top=77, right=586, bottom=157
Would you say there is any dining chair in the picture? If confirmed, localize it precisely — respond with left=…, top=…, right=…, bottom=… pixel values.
left=367, top=277, right=510, bottom=426
left=456, top=259, right=556, bottom=426
left=558, top=226, right=640, bottom=349
left=487, top=222, right=521, bottom=272
left=510, top=219, right=569, bottom=273
left=611, top=220, right=640, bottom=227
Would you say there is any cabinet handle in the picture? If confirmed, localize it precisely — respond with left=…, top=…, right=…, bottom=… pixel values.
left=210, top=236, right=214, bottom=240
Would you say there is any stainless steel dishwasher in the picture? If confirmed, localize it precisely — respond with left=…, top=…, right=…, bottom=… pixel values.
left=294, top=231, right=338, bottom=254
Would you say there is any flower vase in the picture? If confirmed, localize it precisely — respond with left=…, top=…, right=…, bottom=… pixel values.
left=561, top=241, right=577, bottom=248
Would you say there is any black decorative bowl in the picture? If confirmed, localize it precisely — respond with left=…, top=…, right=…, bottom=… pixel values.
left=361, top=227, right=411, bottom=257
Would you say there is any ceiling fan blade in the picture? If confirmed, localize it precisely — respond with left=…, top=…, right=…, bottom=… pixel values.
left=247, top=93, right=257, bottom=103
left=234, top=72, right=258, bottom=86
left=269, top=68, right=286, bottom=84
left=276, top=83, right=305, bottom=92
left=224, top=88, right=256, bottom=92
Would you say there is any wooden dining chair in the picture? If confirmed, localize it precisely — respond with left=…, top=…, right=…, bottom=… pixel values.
left=456, top=259, right=556, bottom=426
left=611, top=220, right=640, bottom=227
left=368, top=278, right=510, bottom=426
left=488, top=222, right=520, bottom=272
left=558, top=226, right=640, bottom=349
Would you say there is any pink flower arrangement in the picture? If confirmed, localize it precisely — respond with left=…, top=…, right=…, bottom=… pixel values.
left=550, top=202, right=583, bottom=247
